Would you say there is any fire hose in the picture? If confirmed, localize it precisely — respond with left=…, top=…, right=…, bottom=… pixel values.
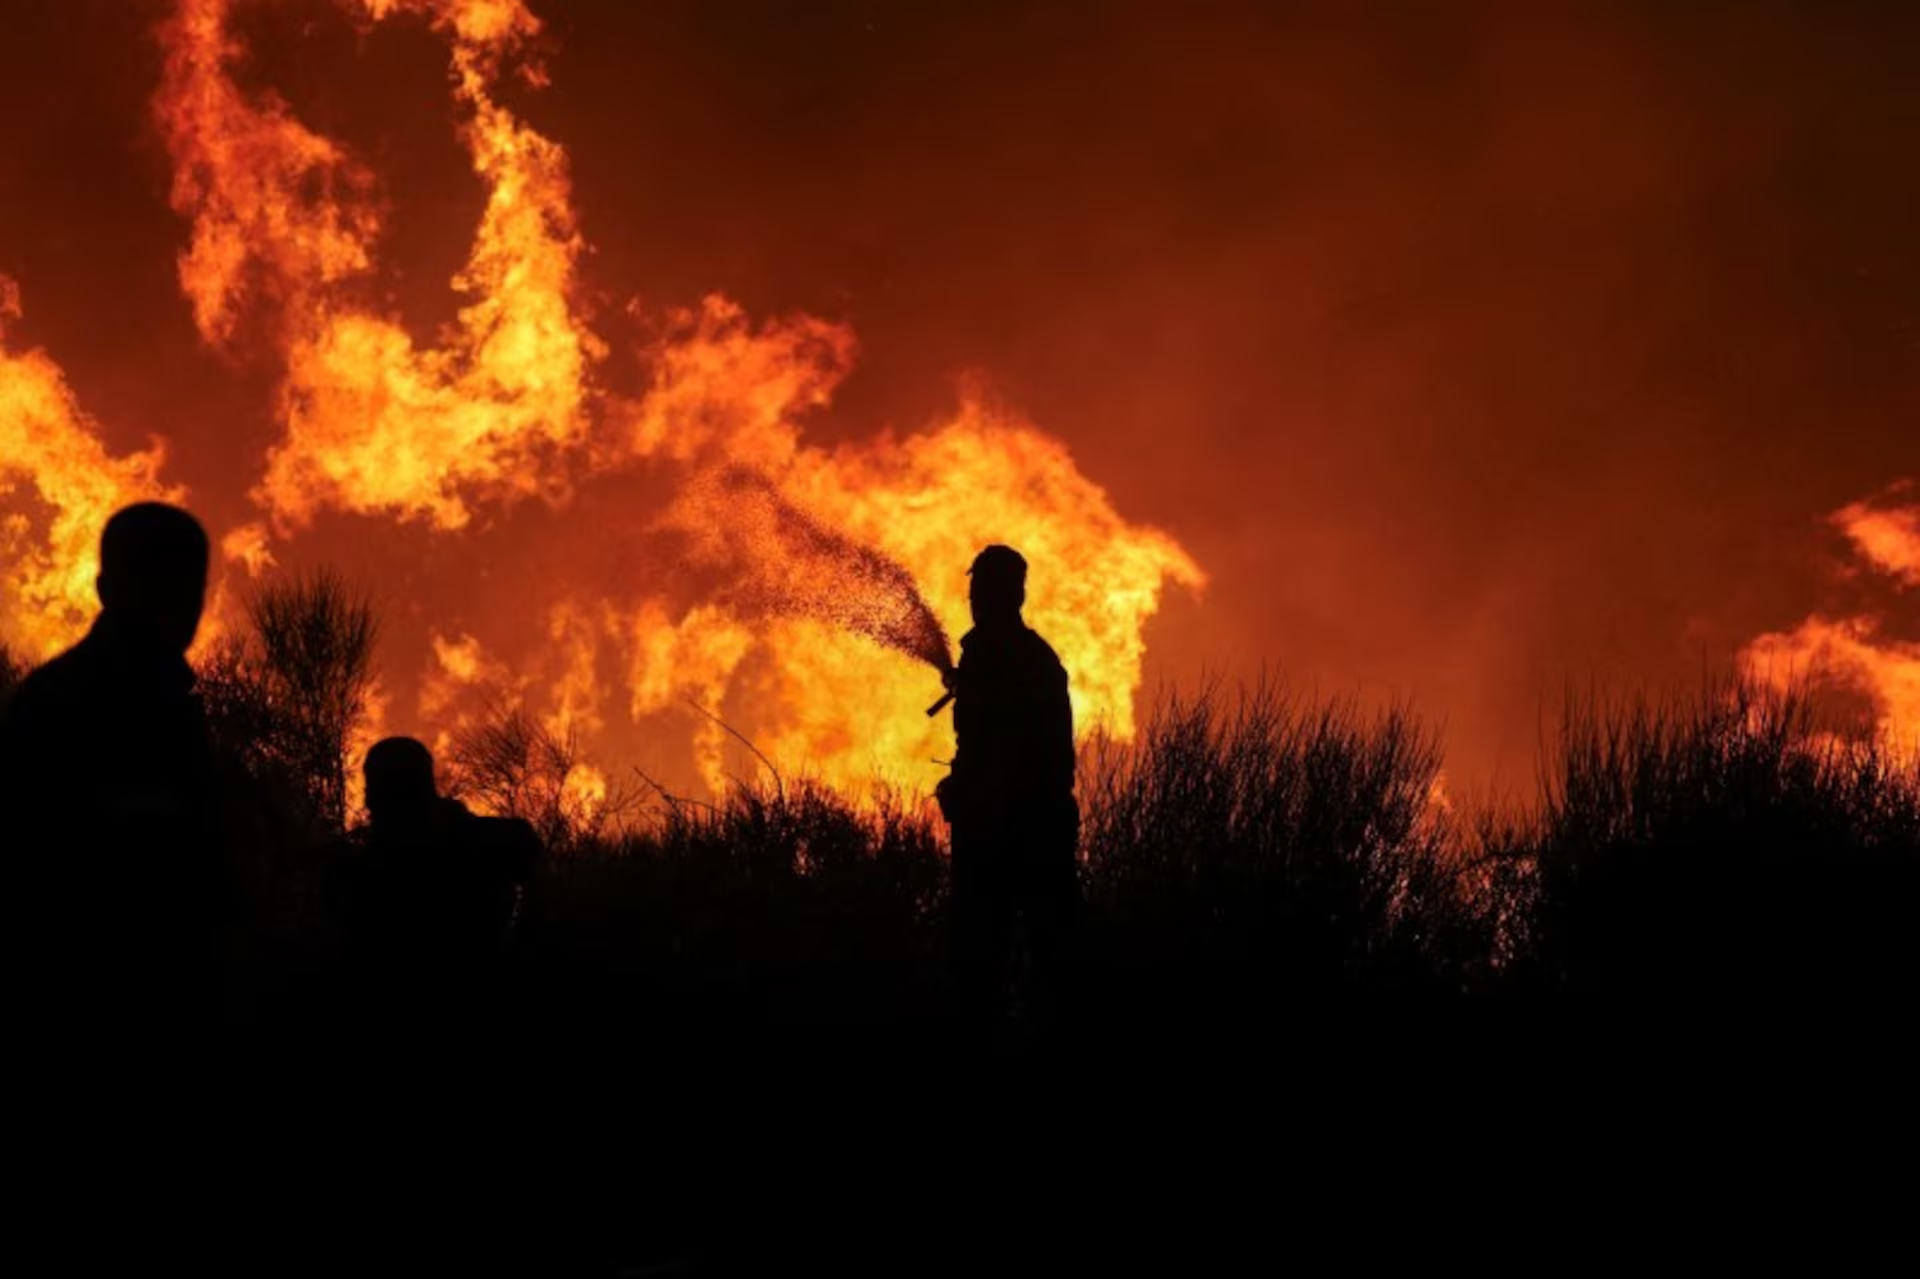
left=926, top=664, right=957, bottom=717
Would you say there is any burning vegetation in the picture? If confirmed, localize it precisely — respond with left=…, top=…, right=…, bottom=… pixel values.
left=6, top=0, right=1203, bottom=813
left=1, top=2, right=1916, bottom=1028
left=139, top=0, right=1203, bottom=806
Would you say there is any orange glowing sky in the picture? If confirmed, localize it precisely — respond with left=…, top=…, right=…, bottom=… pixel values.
left=2, top=0, right=1915, bottom=798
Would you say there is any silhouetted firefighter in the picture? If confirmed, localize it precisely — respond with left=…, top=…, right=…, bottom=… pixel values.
left=0, top=503, right=233, bottom=1035
left=326, top=736, right=542, bottom=1023
left=936, top=544, right=1080, bottom=1028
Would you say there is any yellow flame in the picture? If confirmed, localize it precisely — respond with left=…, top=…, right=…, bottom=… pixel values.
left=344, top=678, right=392, bottom=821
left=152, top=0, right=1204, bottom=799
left=157, top=0, right=380, bottom=346
left=160, top=0, right=602, bottom=535
left=541, top=601, right=605, bottom=743
left=558, top=761, right=610, bottom=831
left=0, top=277, right=183, bottom=661
left=613, top=300, right=1204, bottom=793
left=617, top=602, right=757, bottom=794
left=220, top=522, right=276, bottom=577
left=621, top=296, right=855, bottom=470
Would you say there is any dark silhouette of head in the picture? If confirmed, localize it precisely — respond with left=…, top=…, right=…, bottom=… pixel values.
left=96, top=502, right=209, bottom=656
left=364, top=736, right=438, bottom=828
left=969, top=544, right=1027, bottom=629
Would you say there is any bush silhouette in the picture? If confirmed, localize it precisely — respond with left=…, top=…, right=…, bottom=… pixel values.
left=200, top=568, right=379, bottom=836
left=1511, top=677, right=1920, bottom=1007
left=196, top=569, right=381, bottom=951
left=16, top=568, right=1915, bottom=1031
left=443, top=702, right=639, bottom=853
left=1076, top=681, right=1500, bottom=1016
left=535, top=778, right=947, bottom=1029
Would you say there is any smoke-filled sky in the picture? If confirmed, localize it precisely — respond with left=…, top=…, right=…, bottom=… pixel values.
left=2, top=0, right=1914, bottom=794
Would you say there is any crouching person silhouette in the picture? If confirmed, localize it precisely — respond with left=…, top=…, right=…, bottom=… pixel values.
left=0, top=503, right=234, bottom=1042
left=936, top=545, right=1080, bottom=1034
left=326, top=737, right=542, bottom=1030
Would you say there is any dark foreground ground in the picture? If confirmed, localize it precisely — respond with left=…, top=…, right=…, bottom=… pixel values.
left=6, top=669, right=1915, bottom=1273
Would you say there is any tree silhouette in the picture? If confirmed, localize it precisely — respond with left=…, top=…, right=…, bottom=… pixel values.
left=200, top=568, right=379, bottom=833
left=444, top=701, right=637, bottom=851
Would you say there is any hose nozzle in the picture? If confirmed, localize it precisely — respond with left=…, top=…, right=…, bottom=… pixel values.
left=926, top=664, right=956, bottom=717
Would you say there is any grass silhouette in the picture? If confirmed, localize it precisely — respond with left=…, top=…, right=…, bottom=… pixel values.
left=1511, top=677, right=1920, bottom=1007
left=3, top=590, right=1915, bottom=1030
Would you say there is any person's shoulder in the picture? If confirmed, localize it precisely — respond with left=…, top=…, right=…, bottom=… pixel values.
left=465, top=811, right=543, bottom=857
left=1017, top=626, right=1067, bottom=676
left=469, top=811, right=536, bottom=837
left=321, top=828, right=378, bottom=898
left=961, top=624, right=1059, bottom=660
left=18, top=642, right=90, bottom=690
left=1, top=644, right=87, bottom=723
left=324, top=828, right=373, bottom=870
left=957, top=625, right=1066, bottom=682
left=486, top=814, right=542, bottom=850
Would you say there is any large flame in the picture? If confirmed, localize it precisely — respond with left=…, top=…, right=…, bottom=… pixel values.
left=613, top=296, right=1203, bottom=789
left=159, top=0, right=601, bottom=535
left=1742, top=482, right=1920, bottom=751
left=0, top=0, right=1209, bottom=805
left=0, top=277, right=182, bottom=661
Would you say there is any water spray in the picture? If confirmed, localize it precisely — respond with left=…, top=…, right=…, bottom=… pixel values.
left=675, top=467, right=958, bottom=710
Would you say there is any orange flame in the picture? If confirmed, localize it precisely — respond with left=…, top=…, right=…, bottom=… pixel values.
left=618, top=603, right=757, bottom=795
left=0, top=277, right=183, bottom=661
left=419, top=624, right=608, bottom=825
left=1833, top=486, right=1920, bottom=588
left=620, top=295, right=855, bottom=471
left=1743, top=482, right=1920, bottom=752
left=146, top=0, right=1204, bottom=799
left=609, top=296, right=1203, bottom=792
left=157, top=0, right=381, bottom=347
left=663, top=466, right=953, bottom=673
left=160, top=0, right=602, bottom=536
left=344, top=678, right=392, bottom=821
